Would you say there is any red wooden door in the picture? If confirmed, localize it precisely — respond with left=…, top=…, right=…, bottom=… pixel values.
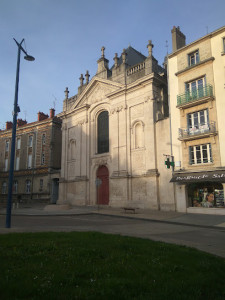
left=97, top=166, right=109, bottom=205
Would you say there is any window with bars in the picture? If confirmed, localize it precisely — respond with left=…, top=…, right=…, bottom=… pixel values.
left=97, top=111, right=109, bottom=154
left=189, top=143, right=212, bottom=165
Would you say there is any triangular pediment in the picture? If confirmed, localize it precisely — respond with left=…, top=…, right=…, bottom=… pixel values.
left=71, top=77, right=124, bottom=110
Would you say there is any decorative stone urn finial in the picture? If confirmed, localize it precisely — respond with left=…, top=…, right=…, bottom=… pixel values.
left=79, top=74, right=84, bottom=86
left=147, top=40, right=154, bottom=56
left=85, top=70, right=90, bottom=84
left=113, top=53, right=118, bottom=67
left=122, top=49, right=127, bottom=64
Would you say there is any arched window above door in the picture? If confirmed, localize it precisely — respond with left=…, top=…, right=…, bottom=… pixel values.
left=97, top=111, right=109, bottom=154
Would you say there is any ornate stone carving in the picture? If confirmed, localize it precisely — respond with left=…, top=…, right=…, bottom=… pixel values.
left=88, top=84, right=115, bottom=105
left=91, top=155, right=112, bottom=167
left=110, top=104, right=127, bottom=114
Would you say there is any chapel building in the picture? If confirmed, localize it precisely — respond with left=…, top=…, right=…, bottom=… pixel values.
left=58, top=42, right=175, bottom=210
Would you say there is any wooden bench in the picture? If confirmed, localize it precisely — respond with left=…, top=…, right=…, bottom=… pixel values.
left=123, top=207, right=139, bottom=214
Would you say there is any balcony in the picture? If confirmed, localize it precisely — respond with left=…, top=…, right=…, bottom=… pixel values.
left=178, top=122, right=217, bottom=141
left=177, top=85, right=213, bottom=108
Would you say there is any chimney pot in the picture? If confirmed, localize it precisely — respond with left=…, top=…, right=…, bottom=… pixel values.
left=6, top=121, right=13, bottom=130
left=50, top=108, right=55, bottom=118
left=171, top=26, right=186, bottom=52
left=17, top=119, right=27, bottom=127
left=38, top=112, right=49, bottom=121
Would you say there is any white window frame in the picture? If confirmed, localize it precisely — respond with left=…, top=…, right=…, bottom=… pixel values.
left=186, top=77, right=205, bottom=94
left=188, top=50, right=200, bottom=66
left=28, top=153, right=32, bottom=169
left=17, top=138, right=21, bottom=150
left=4, top=158, right=8, bottom=171
left=25, top=180, right=31, bottom=193
left=189, top=143, right=212, bottom=165
left=28, top=135, right=33, bottom=148
left=187, top=109, right=209, bottom=133
left=15, top=156, right=20, bottom=171
left=13, top=180, right=18, bottom=194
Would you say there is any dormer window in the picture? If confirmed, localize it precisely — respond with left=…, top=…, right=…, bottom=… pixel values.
left=188, top=50, right=199, bottom=66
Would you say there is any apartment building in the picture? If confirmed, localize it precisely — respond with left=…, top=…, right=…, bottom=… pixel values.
left=0, top=109, right=62, bottom=204
left=168, top=26, right=225, bottom=214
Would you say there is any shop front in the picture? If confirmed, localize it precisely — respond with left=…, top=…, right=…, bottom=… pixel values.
left=171, top=170, right=225, bottom=213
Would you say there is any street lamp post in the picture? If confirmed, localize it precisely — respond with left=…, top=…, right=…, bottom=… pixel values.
left=5, top=39, right=35, bottom=228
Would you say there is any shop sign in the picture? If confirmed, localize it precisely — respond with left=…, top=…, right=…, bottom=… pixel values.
left=170, top=171, right=225, bottom=183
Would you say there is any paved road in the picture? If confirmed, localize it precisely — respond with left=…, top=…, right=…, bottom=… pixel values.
left=1, top=213, right=225, bottom=258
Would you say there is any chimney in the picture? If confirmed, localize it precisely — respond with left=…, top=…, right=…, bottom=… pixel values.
left=171, top=26, right=186, bottom=52
left=50, top=108, right=55, bottom=118
left=6, top=121, right=13, bottom=130
left=38, top=112, right=49, bottom=121
left=17, top=119, right=27, bottom=127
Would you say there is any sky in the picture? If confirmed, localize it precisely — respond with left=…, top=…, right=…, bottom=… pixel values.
left=0, top=0, right=224, bottom=129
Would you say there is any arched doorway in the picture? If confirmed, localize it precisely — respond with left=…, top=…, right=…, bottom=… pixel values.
left=96, top=165, right=109, bottom=205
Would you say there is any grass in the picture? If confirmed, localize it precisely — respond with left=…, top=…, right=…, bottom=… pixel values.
left=0, top=232, right=225, bottom=300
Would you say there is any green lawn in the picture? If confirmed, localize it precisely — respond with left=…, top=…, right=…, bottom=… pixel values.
left=0, top=232, right=224, bottom=300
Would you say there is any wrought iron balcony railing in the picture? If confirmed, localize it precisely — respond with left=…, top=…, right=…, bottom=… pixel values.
left=177, top=84, right=213, bottom=106
left=179, top=122, right=216, bottom=140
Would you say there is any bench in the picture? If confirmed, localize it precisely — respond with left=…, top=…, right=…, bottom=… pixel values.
left=123, top=207, right=139, bottom=214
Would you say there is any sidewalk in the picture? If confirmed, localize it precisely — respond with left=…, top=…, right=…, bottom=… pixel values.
left=1, top=203, right=225, bottom=229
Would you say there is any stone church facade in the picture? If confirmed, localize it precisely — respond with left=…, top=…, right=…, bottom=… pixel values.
left=58, top=42, right=175, bottom=210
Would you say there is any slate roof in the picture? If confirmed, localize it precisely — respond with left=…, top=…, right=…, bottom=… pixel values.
left=111, top=46, right=147, bottom=69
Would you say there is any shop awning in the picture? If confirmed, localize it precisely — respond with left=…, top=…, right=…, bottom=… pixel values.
left=170, top=170, right=225, bottom=183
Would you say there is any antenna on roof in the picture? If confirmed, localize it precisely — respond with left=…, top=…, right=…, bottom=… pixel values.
left=24, top=110, right=27, bottom=121
left=52, top=94, right=57, bottom=110
left=165, top=40, right=168, bottom=55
